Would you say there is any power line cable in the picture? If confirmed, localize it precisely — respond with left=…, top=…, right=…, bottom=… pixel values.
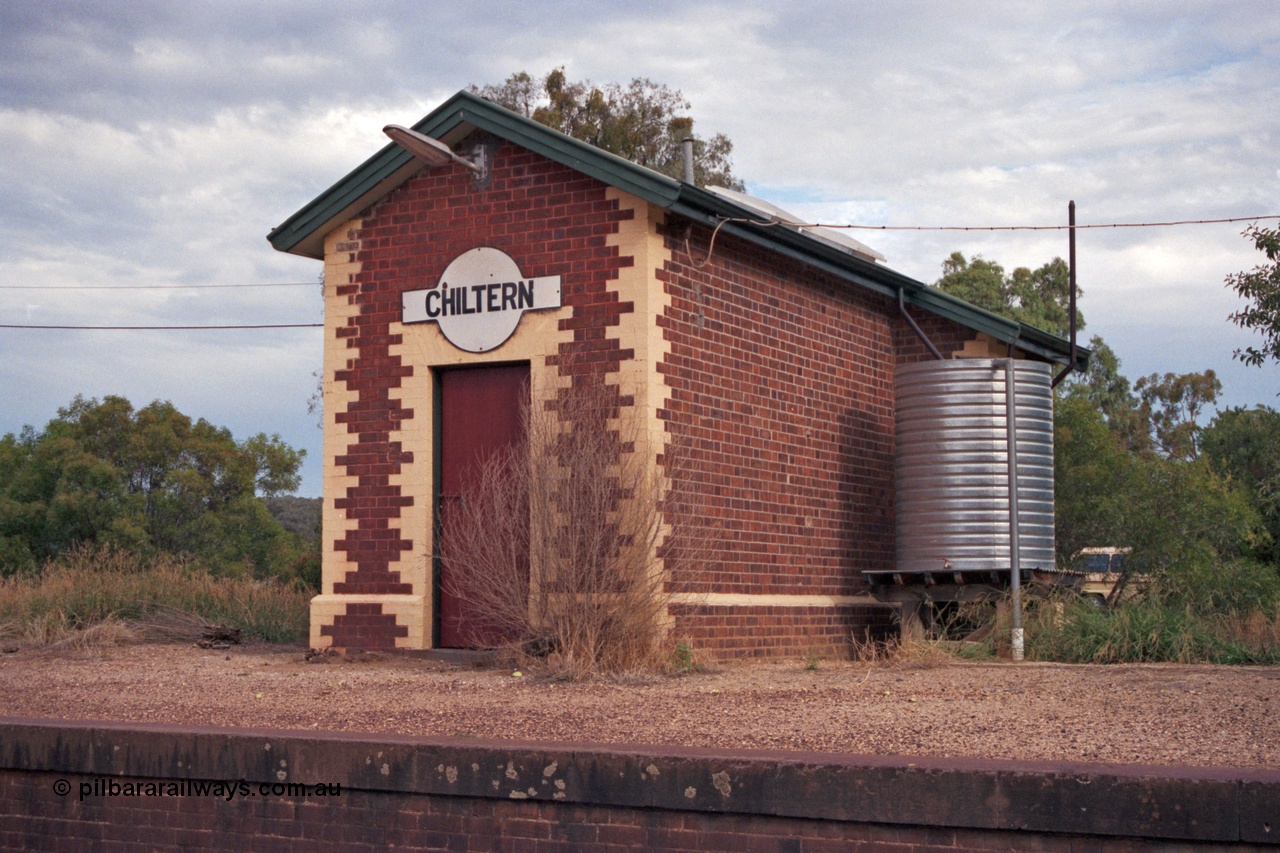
left=710, top=213, right=1280, bottom=233
left=0, top=282, right=316, bottom=290
left=5, top=215, right=1275, bottom=292
left=824, top=215, right=1280, bottom=232
left=684, top=213, right=1280, bottom=265
left=6, top=215, right=1276, bottom=318
left=0, top=323, right=323, bottom=331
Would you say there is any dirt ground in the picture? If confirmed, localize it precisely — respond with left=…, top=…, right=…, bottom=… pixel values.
left=1, top=642, right=1277, bottom=769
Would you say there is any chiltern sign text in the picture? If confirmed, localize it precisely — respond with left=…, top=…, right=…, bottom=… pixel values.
left=401, top=247, right=562, bottom=352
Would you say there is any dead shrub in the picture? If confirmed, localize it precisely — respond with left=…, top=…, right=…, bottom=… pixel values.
left=23, top=617, right=142, bottom=656
left=851, top=632, right=964, bottom=668
left=438, top=375, right=710, bottom=678
left=1221, top=609, right=1280, bottom=650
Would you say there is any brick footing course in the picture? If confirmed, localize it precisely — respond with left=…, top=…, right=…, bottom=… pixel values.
left=1, top=718, right=1276, bottom=851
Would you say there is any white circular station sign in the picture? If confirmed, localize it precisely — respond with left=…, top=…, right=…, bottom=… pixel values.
left=401, top=247, right=562, bottom=352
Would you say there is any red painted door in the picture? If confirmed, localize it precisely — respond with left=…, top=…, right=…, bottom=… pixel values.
left=437, top=364, right=529, bottom=648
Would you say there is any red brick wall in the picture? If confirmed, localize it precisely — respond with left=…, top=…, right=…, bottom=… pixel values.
left=656, top=223, right=983, bottom=656
left=658, top=225, right=975, bottom=592
left=325, top=142, right=635, bottom=648
left=325, top=141, right=1000, bottom=655
left=893, top=304, right=984, bottom=365
left=318, top=602, right=408, bottom=649
left=670, top=603, right=898, bottom=659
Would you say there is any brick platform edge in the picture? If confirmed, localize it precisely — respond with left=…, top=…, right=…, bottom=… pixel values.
left=1, top=718, right=1276, bottom=851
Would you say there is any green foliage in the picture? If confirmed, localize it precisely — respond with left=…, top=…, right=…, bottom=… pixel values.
left=1053, top=324, right=1272, bottom=575
left=934, top=252, right=1082, bottom=337
left=1161, top=557, right=1280, bottom=618
left=1202, top=405, right=1280, bottom=562
left=936, top=588, right=1280, bottom=665
left=1128, top=459, right=1265, bottom=577
left=1024, top=596, right=1277, bottom=664
left=1053, top=394, right=1138, bottom=561
left=262, top=496, right=322, bottom=540
left=926, top=237, right=1280, bottom=662
left=472, top=68, right=744, bottom=190
left=671, top=640, right=705, bottom=673
left=1054, top=394, right=1266, bottom=572
left=1060, top=336, right=1149, bottom=451
left=1133, top=369, right=1221, bottom=460
left=1048, top=324, right=1279, bottom=665
left=934, top=252, right=1009, bottom=315
left=931, top=246, right=1279, bottom=641
left=0, top=395, right=313, bottom=584
left=1226, top=224, right=1280, bottom=368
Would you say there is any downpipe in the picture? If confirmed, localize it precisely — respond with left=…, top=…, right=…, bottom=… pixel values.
left=1052, top=200, right=1078, bottom=388
left=899, top=288, right=944, bottom=360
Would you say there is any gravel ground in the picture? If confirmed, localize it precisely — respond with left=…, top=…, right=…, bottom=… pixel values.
left=2, top=643, right=1277, bottom=769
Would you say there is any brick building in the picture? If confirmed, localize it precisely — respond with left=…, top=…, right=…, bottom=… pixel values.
left=268, top=91, right=1082, bottom=658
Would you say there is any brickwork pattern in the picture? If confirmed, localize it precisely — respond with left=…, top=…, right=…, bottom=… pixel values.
left=660, top=227, right=896, bottom=597
left=670, top=603, right=897, bottom=659
left=656, top=225, right=981, bottom=654
left=317, top=602, right=408, bottom=648
left=319, top=141, right=634, bottom=649
left=315, top=137, right=1022, bottom=657
left=3, top=768, right=1267, bottom=853
left=893, top=305, right=990, bottom=366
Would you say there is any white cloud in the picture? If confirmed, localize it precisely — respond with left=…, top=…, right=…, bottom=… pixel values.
left=2, top=0, right=1278, bottom=495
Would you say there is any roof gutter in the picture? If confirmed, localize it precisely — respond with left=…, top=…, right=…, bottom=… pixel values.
left=266, top=90, right=1088, bottom=372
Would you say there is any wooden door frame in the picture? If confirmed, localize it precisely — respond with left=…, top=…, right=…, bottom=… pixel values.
left=431, top=360, right=530, bottom=649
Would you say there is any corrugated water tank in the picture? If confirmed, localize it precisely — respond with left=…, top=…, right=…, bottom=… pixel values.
left=895, top=359, right=1055, bottom=574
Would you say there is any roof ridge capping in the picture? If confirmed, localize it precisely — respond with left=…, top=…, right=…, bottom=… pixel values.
left=266, top=90, right=1086, bottom=370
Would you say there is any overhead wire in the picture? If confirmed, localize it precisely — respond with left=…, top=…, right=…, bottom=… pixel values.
left=0, top=281, right=322, bottom=329
left=5, top=213, right=1277, bottom=329
left=0, top=282, right=317, bottom=290
left=822, top=214, right=1280, bottom=232
left=681, top=212, right=1280, bottom=266
left=695, top=213, right=1280, bottom=236
left=0, top=323, right=322, bottom=331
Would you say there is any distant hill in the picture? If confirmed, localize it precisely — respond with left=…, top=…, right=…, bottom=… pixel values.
left=263, top=496, right=322, bottom=540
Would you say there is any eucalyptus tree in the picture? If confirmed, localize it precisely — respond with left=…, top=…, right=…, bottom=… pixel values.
left=472, top=68, right=744, bottom=190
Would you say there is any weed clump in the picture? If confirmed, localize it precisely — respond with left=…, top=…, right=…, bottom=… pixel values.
left=869, top=590, right=1280, bottom=666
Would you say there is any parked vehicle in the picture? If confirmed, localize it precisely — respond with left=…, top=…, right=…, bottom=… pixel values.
left=1070, top=547, right=1136, bottom=606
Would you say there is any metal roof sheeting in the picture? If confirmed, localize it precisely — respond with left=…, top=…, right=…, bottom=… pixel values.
left=266, top=90, right=1087, bottom=369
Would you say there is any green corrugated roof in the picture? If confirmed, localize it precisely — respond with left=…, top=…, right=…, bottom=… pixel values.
left=267, top=90, right=1087, bottom=369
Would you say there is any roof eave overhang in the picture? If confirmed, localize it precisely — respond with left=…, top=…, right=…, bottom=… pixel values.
left=267, top=92, right=683, bottom=260
left=266, top=91, right=1086, bottom=369
left=668, top=188, right=1087, bottom=368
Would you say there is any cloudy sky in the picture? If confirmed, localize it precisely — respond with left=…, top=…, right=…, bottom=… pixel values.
left=2, top=1, right=1277, bottom=496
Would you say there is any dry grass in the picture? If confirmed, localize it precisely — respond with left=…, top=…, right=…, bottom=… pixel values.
left=0, top=605, right=213, bottom=656
left=1222, top=609, right=1280, bottom=649
left=861, top=589, right=1280, bottom=666
left=0, top=545, right=311, bottom=650
left=7, top=616, right=141, bottom=657
left=849, top=631, right=966, bottom=668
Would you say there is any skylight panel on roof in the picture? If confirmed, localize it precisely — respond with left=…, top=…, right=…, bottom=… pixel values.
left=705, top=185, right=887, bottom=264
